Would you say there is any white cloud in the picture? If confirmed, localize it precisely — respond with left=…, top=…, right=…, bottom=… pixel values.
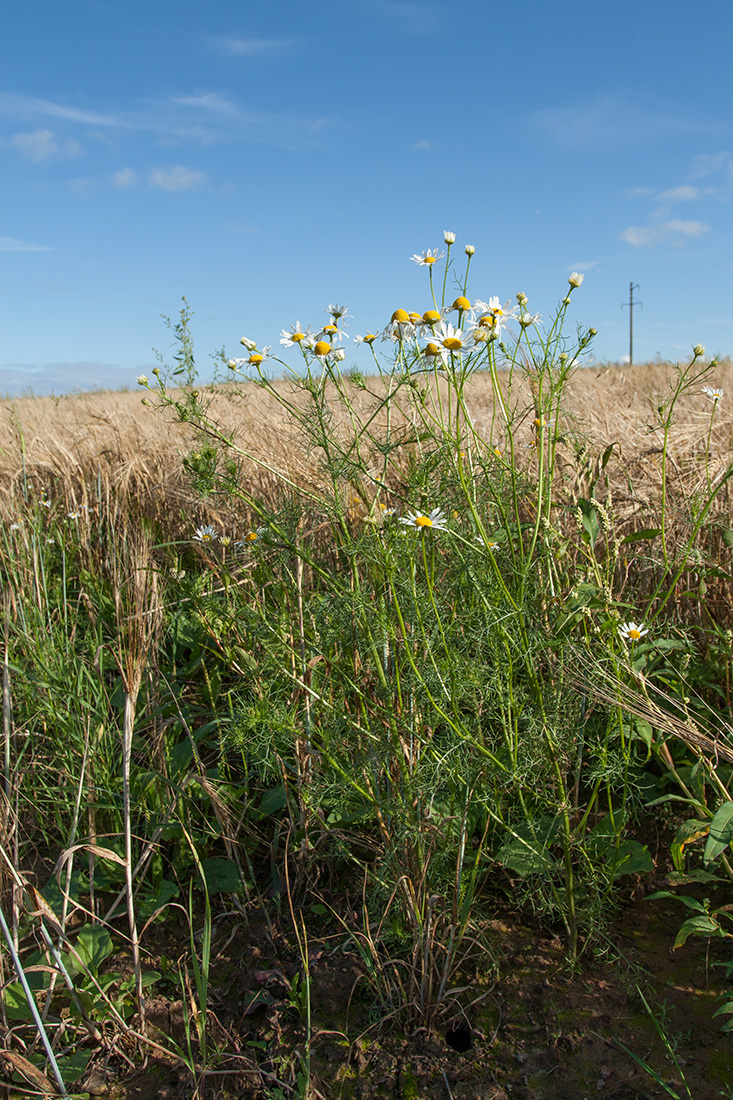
left=568, top=260, right=599, bottom=271
left=148, top=165, right=206, bottom=192
left=211, top=37, right=297, bottom=57
left=530, top=96, right=696, bottom=148
left=0, top=236, right=53, bottom=252
left=0, top=92, right=122, bottom=128
left=171, top=93, right=237, bottom=113
left=412, top=139, right=432, bottom=151
left=110, top=167, right=139, bottom=189
left=620, top=220, right=710, bottom=247
left=658, top=185, right=700, bottom=202
left=5, top=128, right=82, bottom=163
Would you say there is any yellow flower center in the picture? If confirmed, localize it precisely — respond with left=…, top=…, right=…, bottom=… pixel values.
left=313, top=341, right=331, bottom=356
left=408, top=312, right=422, bottom=324
left=424, top=256, right=437, bottom=265
left=452, top=296, right=471, bottom=311
left=442, top=337, right=463, bottom=350
left=322, top=323, right=338, bottom=334
left=628, top=629, right=641, bottom=641
left=291, top=331, right=306, bottom=342
left=245, top=531, right=258, bottom=542
left=423, top=310, right=441, bottom=324
left=479, top=314, right=497, bottom=328
left=415, top=516, right=433, bottom=527
left=534, top=417, right=546, bottom=427
left=249, top=353, right=264, bottom=364
left=424, top=342, right=441, bottom=357
left=391, top=309, right=410, bottom=323
left=363, top=334, right=377, bottom=343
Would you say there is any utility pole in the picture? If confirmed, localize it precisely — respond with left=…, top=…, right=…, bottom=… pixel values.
left=621, top=283, right=642, bottom=365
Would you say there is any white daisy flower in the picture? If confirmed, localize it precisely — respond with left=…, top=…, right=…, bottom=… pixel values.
left=354, top=331, right=380, bottom=345
left=519, top=312, right=541, bottom=328
left=702, top=385, right=723, bottom=402
left=619, top=621, right=648, bottom=642
left=568, top=272, right=584, bottom=288
left=435, top=320, right=471, bottom=354
left=245, top=346, right=271, bottom=367
left=67, top=511, right=80, bottom=521
left=399, top=507, right=449, bottom=532
left=240, top=336, right=257, bottom=351
left=410, top=249, right=444, bottom=267
left=382, top=309, right=417, bottom=343
left=422, top=340, right=449, bottom=368
left=327, top=303, right=350, bottom=321
left=193, top=525, right=218, bottom=543
left=280, top=322, right=313, bottom=348
left=443, top=231, right=456, bottom=245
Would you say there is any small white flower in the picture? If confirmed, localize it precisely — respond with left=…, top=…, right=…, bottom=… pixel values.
left=245, top=346, right=271, bottom=367
left=693, top=344, right=705, bottom=358
left=354, top=331, right=380, bottom=345
left=9, top=522, right=21, bottom=531
left=702, top=385, right=723, bottom=402
left=444, top=230, right=456, bottom=245
left=240, top=336, right=257, bottom=351
left=568, top=272, right=584, bottom=288
left=280, top=322, right=313, bottom=348
left=465, top=244, right=475, bottom=256
left=619, top=621, right=648, bottom=642
left=519, top=311, right=541, bottom=328
left=410, top=249, right=444, bottom=267
left=220, top=536, right=231, bottom=547
left=435, top=320, right=471, bottom=354
left=236, top=528, right=265, bottom=549
left=137, top=375, right=149, bottom=386
left=39, top=499, right=51, bottom=508
left=327, top=303, right=349, bottom=321
left=193, top=525, right=218, bottom=543
left=67, top=511, right=80, bottom=520
left=399, top=507, right=449, bottom=532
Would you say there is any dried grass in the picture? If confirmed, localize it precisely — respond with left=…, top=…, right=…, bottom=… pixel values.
left=1, top=361, right=731, bottom=544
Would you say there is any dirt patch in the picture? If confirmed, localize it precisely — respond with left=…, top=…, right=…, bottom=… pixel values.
left=27, top=887, right=726, bottom=1100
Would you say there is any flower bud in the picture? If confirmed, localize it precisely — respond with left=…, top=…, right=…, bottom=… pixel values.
left=465, top=244, right=475, bottom=256
left=240, top=336, right=257, bottom=351
left=568, top=272, right=584, bottom=288
left=693, top=344, right=705, bottom=358
left=137, top=375, right=149, bottom=386
left=444, top=230, right=456, bottom=244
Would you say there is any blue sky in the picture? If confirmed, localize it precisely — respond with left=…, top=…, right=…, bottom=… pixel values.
left=2, top=0, right=733, bottom=395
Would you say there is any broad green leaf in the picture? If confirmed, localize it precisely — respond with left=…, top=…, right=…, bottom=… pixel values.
left=576, top=499, right=599, bottom=550
left=621, top=528, right=662, bottom=544
left=674, top=913, right=722, bottom=948
left=613, top=839, right=654, bottom=878
left=72, top=924, right=114, bottom=976
left=200, top=857, right=245, bottom=895
left=671, top=819, right=709, bottom=872
left=704, top=801, right=733, bottom=865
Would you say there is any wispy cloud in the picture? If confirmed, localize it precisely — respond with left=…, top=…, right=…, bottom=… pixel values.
left=412, top=139, right=433, bottom=151
left=529, top=96, right=698, bottom=148
left=0, top=90, right=330, bottom=152
left=110, top=167, right=139, bottom=189
left=568, top=261, right=599, bottom=272
left=4, top=128, right=82, bottom=162
left=210, top=36, right=298, bottom=58
left=658, top=185, right=700, bottom=203
left=0, top=236, right=54, bottom=252
left=147, top=165, right=206, bottom=192
left=620, top=220, right=710, bottom=248
left=0, top=92, right=123, bottom=128
left=0, top=361, right=144, bottom=397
